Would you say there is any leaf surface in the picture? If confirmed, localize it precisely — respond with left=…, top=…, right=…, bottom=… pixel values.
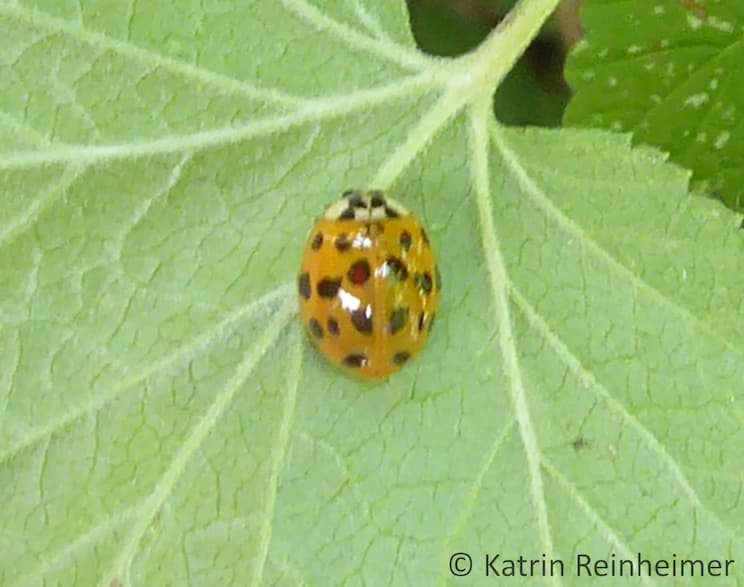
left=565, top=0, right=744, bottom=210
left=1, top=1, right=743, bottom=586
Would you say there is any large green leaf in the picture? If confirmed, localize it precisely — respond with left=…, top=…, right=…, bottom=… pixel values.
left=564, top=0, right=744, bottom=211
left=1, top=1, right=743, bottom=586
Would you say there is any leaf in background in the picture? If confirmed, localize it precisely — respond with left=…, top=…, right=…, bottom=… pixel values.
left=564, top=0, right=744, bottom=211
left=1, top=1, right=744, bottom=586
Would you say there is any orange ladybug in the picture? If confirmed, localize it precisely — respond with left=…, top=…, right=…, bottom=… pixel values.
left=297, top=190, right=441, bottom=379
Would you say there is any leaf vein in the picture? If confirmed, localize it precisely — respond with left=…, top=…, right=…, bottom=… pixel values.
left=471, top=105, right=560, bottom=586
left=0, top=284, right=293, bottom=464
left=10, top=503, right=141, bottom=587
left=0, top=73, right=440, bottom=170
left=0, top=164, right=87, bottom=251
left=510, top=284, right=741, bottom=541
left=370, top=89, right=468, bottom=189
left=279, top=0, right=432, bottom=71
left=349, top=0, right=389, bottom=40
left=541, top=459, right=659, bottom=587
left=0, top=110, right=54, bottom=146
left=489, top=123, right=744, bottom=363
left=252, top=328, right=304, bottom=587
left=105, top=298, right=294, bottom=584
left=437, top=420, right=516, bottom=586
left=0, top=3, right=305, bottom=107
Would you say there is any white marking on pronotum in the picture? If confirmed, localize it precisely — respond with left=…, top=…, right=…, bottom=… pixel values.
left=323, top=190, right=409, bottom=220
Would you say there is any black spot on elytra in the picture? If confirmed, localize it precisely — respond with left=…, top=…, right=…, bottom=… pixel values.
left=339, top=208, right=355, bottom=220
left=298, top=272, right=311, bottom=300
left=384, top=206, right=399, bottom=218
left=311, top=232, right=323, bottom=250
left=350, top=308, right=373, bottom=334
left=343, top=353, right=368, bottom=368
left=415, top=272, right=433, bottom=295
left=347, top=259, right=371, bottom=285
left=389, top=307, right=409, bottom=335
left=399, top=230, right=412, bottom=251
left=327, top=317, right=340, bottom=336
left=316, top=278, right=341, bottom=298
left=421, top=228, right=430, bottom=246
left=385, top=256, right=408, bottom=282
left=393, top=351, right=410, bottom=365
left=308, top=318, right=323, bottom=339
left=334, top=234, right=351, bottom=252
left=418, top=312, right=426, bottom=332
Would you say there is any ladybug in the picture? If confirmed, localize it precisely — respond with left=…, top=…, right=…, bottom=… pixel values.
left=297, top=190, right=441, bottom=379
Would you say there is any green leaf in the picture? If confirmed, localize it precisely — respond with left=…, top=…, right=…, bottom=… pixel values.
left=564, top=0, right=744, bottom=211
left=2, top=1, right=744, bottom=586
